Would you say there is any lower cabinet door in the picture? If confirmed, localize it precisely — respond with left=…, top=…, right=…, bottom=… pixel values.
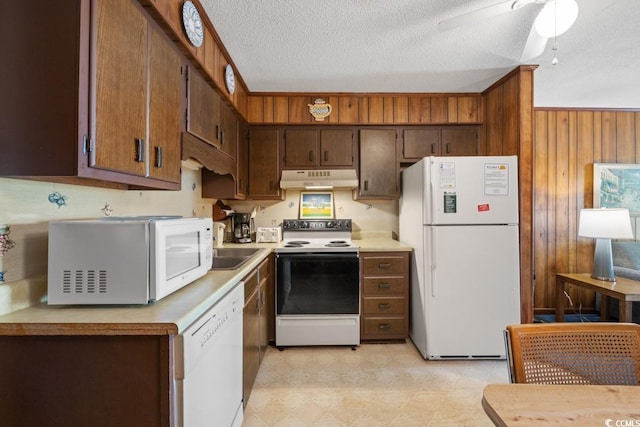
left=243, top=287, right=260, bottom=406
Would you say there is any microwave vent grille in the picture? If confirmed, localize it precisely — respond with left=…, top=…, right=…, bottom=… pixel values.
left=61, top=270, right=108, bottom=294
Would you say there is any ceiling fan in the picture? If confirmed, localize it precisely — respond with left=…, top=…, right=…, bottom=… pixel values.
left=438, top=0, right=579, bottom=62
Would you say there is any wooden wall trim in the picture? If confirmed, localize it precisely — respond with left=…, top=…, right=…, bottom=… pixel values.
left=246, top=94, right=483, bottom=125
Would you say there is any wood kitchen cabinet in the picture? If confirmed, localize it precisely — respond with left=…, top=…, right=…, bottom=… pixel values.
left=243, top=256, right=274, bottom=406
left=360, top=251, right=410, bottom=341
left=401, top=127, right=478, bottom=162
left=243, top=268, right=260, bottom=407
left=283, top=128, right=355, bottom=168
left=186, top=65, right=221, bottom=148
left=248, top=128, right=284, bottom=200
left=0, top=0, right=183, bottom=190
left=356, top=129, right=399, bottom=199
left=0, top=334, right=173, bottom=426
left=200, top=112, right=246, bottom=200
left=219, top=102, right=238, bottom=160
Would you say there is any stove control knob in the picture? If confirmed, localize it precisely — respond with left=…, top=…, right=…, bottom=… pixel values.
left=326, top=221, right=335, bottom=228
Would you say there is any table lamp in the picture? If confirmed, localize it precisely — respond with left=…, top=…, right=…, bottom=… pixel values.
left=578, top=208, right=633, bottom=281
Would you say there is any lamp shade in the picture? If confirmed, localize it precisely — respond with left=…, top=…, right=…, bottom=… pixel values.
left=578, top=208, right=633, bottom=239
left=534, top=0, right=579, bottom=38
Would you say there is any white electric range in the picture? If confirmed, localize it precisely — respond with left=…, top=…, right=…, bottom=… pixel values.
left=275, top=219, right=360, bottom=347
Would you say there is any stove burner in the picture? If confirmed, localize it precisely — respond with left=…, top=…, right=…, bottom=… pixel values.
left=325, top=242, right=350, bottom=247
left=330, top=240, right=347, bottom=244
left=287, top=240, right=309, bottom=245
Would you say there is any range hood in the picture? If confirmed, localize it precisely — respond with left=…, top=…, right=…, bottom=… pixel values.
left=280, top=169, right=359, bottom=190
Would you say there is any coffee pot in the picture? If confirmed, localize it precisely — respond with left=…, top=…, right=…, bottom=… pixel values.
left=232, top=213, right=252, bottom=243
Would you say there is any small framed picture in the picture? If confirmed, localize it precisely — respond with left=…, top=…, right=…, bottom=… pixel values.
left=299, top=192, right=334, bottom=219
left=594, top=163, right=640, bottom=214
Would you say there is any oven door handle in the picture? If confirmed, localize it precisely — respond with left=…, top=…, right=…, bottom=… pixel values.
left=277, top=252, right=359, bottom=259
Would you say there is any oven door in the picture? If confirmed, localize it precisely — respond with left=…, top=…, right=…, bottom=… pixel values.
left=276, top=252, right=360, bottom=315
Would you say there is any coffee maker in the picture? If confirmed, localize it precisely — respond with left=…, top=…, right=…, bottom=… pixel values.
left=232, top=213, right=252, bottom=243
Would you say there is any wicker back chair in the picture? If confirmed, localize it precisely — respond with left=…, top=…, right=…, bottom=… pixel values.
left=505, top=322, right=640, bottom=385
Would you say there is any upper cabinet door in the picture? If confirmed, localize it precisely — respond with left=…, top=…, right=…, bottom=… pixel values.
left=283, top=129, right=318, bottom=168
left=249, top=128, right=283, bottom=199
left=147, top=25, right=183, bottom=183
left=320, top=129, right=354, bottom=167
left=186, top=66, right=221, bottom=147
left=441, top=127, right=478, bottom=156
left=92, top=0, right=147, bottom=177
left=219, top=102, right=238, bottom=160
left=357, top=129, right=398, bottom=199
left=402, top=129, right=441, bottom=161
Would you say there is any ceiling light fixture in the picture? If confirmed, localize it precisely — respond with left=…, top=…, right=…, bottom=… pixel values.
left=534, top=0, right=578, bottom=38
left=533, top=0, right=578, bottom=65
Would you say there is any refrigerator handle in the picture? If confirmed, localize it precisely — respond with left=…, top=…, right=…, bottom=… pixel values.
left=431, top=227, right=437, bottom=298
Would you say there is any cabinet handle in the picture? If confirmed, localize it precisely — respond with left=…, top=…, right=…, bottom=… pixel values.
left=324, top=151, right=328, bottom=162
left=378, top=303, right=391, bottom=310
left=154, top=146, right=163, bottom=168
left=378, top=323, right=392, bottom=330
left=445, top=143, right=450, bottom=153
left=216, top=125, right=220, bottom=140
left=220, top=130, right=225, bottom=145
left=378, top=283, right=391, bottom=289
left=364, top=180, right=369, bottom=191
left=378, top=263, right=391, bottom=269
left=309, top=150, right=314, bottom=162
left=135, top=138, right=145, bottom=163
left=430, top=143, right=436, bottom=154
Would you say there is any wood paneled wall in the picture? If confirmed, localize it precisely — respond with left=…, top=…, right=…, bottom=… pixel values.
left=482, top=66, right=537, bottom=323
left=246, top=94, right=482, bottom=125
left=533, top=109, right=640, bottom=313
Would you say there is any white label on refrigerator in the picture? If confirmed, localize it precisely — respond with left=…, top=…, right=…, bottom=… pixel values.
left=484, top=163, right=509, bottom=195
left=439, top=162, right=456, bottom=188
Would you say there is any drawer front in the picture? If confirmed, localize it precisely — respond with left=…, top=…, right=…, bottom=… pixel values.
left=362, top=256, right=406, bottom=275
left=362, top=277, right=406, bottom=295
left=362, top=317, right=406, bottom=337
left=243, top=269, right=259, bottom=300
left=363, top=297, right=405, bottom=315
left=258, top=258, right=269, bottom=280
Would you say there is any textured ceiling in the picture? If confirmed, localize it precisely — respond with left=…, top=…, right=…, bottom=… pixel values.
left=200, top=0, right=640, bottom=108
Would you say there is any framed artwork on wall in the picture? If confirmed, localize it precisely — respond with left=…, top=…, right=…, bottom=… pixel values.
left=299, top=192, right=334, bottom=219
left=594, top=163, right=640, bottom=214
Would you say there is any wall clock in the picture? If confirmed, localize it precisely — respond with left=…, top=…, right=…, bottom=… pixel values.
left=182, top=1, right=203, bottom=48
left=225, top=64, right=236, bottom=94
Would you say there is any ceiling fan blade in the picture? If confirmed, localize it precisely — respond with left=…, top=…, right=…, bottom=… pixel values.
left=520, top=22, right=548, bottom=61
left=438, top=0, right=533, bottom=32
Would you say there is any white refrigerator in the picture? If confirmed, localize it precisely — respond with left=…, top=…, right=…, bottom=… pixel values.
left=399, top=156, right=520, bottom=360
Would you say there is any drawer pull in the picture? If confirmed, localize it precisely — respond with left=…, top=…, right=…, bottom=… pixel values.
left=378, top=283, right=391, bottom=289
left=378, top=323, right=392, bottom=330
left=378, top=303, right=391, bottom=310
left=378, top=263, right=391, bottom=269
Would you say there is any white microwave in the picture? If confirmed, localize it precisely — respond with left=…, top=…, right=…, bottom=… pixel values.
left=47, top=217, right=213, bottom=305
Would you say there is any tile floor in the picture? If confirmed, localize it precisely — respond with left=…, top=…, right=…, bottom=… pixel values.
left=242, top=340, right=508, bottom=426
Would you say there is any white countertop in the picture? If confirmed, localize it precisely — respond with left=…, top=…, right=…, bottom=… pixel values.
left=0, top=238, right=412, bottom=336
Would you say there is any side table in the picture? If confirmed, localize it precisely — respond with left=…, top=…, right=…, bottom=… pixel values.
left=555, top=273, right=640, bottom=323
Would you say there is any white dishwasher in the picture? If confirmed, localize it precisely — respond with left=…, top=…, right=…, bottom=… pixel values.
left=175, top=281, right=244, bottom=427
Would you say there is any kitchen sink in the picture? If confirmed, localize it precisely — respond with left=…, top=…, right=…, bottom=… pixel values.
left=210, top=247, right=261, bottom=270
left=212, top=248, right=261, bottom=258
left=211, top=256, right=250, bottom=270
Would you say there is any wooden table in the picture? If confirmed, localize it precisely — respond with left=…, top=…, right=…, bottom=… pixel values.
left=555, top=273, right=640, bottom=322
left=482, top=383, right=640, bottom=427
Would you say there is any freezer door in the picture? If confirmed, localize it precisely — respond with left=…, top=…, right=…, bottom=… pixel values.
left=424, top=225, right=520, bottom=359
left=428, top=156, right=519, bottom=225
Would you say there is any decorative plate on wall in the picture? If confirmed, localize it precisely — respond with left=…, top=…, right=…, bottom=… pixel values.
left=182, top=1, right=204, bottom=48
left=224, top=64, right=236, bottom=94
